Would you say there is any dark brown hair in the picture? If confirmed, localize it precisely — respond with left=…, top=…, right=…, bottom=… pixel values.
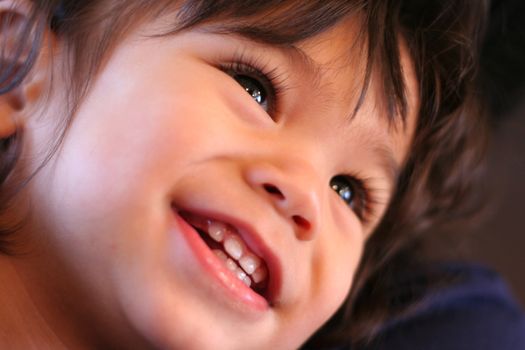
left=0, top=0, right=489, bottom=347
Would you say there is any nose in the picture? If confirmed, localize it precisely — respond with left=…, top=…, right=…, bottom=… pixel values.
left=244, top=160, right=322, bottom=241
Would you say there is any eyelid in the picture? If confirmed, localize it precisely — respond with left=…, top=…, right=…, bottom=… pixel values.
left=221, top=61, right=277, bottom=116
left=218, top=50, right=289, bottom=119
left=336, top=173, right=381, bottom=226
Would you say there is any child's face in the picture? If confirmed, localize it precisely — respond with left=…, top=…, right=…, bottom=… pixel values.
left=16, top=14, right=417, bottom=350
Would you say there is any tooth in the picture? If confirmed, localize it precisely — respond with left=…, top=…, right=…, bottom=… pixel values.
left=235, top=267, right=251, bottom=287
left=225, top=258, right=237, bottom=272
left=212, top=249, right=228, bottom=262
left=208, top=221, right=226, bottom=242
left=224, top=235, right=244, bottom=260
left=239, top=253, right=261, bottom=275
left=236, top=267, right=247, bottom=280
left=251, top=266, right=267, bottom=284
left=242, top=275, right=252, bottom=287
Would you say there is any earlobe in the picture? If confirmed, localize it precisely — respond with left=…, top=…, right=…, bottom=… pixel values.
left=0, top=0, right=49, bottom=139
left=0, top=95, right=20, bottom=138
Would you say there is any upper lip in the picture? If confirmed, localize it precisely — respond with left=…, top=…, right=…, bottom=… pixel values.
left=173, top=203, right=283, bottom=305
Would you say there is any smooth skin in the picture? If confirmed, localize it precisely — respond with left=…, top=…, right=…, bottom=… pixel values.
left=0, top=4, right=418, bottom=350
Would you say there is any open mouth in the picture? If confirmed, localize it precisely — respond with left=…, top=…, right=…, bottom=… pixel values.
left=178, top=211, right=270, bottom=299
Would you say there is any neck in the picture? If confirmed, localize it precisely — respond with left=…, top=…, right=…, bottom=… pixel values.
left=0, top=253, right=155, bottom=350
left=0, top=255, right=67, bottom=349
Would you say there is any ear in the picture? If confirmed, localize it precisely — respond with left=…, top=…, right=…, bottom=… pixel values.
left=0, top=0, right=48, bottom=139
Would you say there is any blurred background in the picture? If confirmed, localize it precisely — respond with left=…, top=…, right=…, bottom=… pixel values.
left=467, top=101, right=525, bottom=307
left=460, top=0, right=524, bottom=307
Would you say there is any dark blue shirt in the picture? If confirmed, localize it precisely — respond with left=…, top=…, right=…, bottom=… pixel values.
left=353, top=264, right=525, bottom=350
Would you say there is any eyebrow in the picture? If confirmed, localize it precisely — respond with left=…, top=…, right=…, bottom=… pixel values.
left=201, top=24, right=323, bottom=84
left=282, top=45, right=324, bottom=85
left=373, top=143, right=400, bottom=187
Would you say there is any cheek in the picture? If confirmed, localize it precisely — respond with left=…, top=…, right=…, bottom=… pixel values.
left=321, top=236, right=363, bottom=305
left=59, top=71, right=219, bottom=183
left=299, top=221, right=364, bottom=334
left=285, top=234, right=363, bottom=347
left=33, top=61, right=243, bottom=255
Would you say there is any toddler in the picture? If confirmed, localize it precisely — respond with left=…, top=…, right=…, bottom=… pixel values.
left=0, top=0, right=491, bottom=349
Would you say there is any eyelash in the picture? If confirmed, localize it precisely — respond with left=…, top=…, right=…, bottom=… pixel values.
left=331, top=174, right=380, bottom=225
left=219, top=53, right=288, bottom=118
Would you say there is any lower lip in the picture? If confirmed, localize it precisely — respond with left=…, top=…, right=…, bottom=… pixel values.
left=172, top=210, right=269, bottom=312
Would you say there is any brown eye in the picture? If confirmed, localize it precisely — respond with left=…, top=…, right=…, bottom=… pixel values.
left=330, top=175, right=355, bottom=206
left=233, top=74, right=268, bottom=110
left=221, top=60, right=283, bottom=117
left=330, top=175, right=367, bottom=219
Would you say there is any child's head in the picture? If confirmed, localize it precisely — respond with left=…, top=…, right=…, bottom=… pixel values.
left=0, top=0, right=488, bottom=348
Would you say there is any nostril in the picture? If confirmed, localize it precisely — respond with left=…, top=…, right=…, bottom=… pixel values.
left=292, top=215, right=311, bottom=230
left=263, top=183, right=285, bottom=200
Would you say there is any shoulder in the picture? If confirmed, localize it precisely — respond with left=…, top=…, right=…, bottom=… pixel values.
left=359, top=263, right=525, bottom=350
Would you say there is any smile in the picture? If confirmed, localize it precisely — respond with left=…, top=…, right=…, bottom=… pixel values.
left=179, top=211, right=269, bottom=293
left=171, top=205, right=278, bottom=312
